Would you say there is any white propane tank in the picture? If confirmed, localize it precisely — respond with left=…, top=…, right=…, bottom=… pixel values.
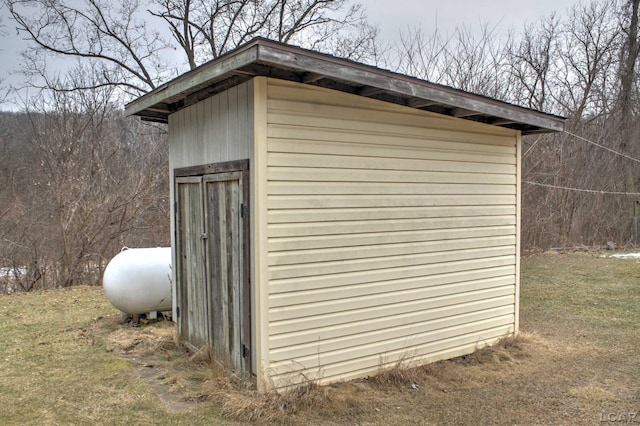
left=102, top=247, right=172, bottom=315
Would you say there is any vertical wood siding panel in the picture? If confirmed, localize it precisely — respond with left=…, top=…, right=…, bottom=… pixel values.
left=264, top=78, right=520, bottom=389
left=196, top=100, right=204, bottom=164
left=219, top=90, right=229, bottom=161
left=237, top=82, right=251, bottom=159
left=210, top=93, right=222, bottom=162
left=228, top=86, right=240, bottom=161
left=189, top=102, right=198, bottom=166
left=169, top=80, right=253, bottom=169
left=202, top=96, right=213, bottom=161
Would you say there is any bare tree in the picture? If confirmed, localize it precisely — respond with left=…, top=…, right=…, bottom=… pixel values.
left=6, top=0, right=380, bottom=97
left=618, top=0, right=640, bottom=121
left=508, top=15, right=561, bottom=112
left=393, top=25, right=448, bottom=82
left=440, top=23, right=513, bottom=99
left=0, top=84, right=169, bottom=291
left=6, top=0, right=640, bottom=257
left=393, top=22, right=514, bottom=100
left=2, top=0, right=380, bottom=291
left=6, top=0, right=173, bottom=96
left=390, top=0, right=640, bottom=250
left=616, top=0, right=640, bottom=193
left=554, top=1, right=621, bottom=119
left=151, top=0, right=381, bottom=68
left=520, top=0, right=640, bottom=249
left=0, top=15, right=8, bottom=104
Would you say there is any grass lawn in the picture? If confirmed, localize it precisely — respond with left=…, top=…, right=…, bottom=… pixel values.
left=0, top=252, right=638, bottom=425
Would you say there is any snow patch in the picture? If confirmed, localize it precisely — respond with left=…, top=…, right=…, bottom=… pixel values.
left=0, top=267, right=26, bottom=278
left=608, top=253, right=640, bottom=259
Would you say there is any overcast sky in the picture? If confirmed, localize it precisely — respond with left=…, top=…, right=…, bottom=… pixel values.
left=365, top=0, right=579, bottom=40
left=0, top=0, right=580, bottom=108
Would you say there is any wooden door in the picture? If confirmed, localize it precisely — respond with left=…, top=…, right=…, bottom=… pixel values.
left=204, top=171, right=249, bottom=372
left=175, top=177, right=208, bottom=347
left=174, top=161, right=251, bottom=374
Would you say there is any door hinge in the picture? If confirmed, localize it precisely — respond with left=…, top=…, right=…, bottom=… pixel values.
left=176, top=306, right=180, bottom=318
left=240, top=203, right=248, bottom=218
left=242, top=343, right=250, bottom=358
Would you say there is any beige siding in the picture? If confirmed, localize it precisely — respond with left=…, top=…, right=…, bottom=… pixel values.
left=264, top=78, right=519, bottom=388
left=252, top=77, right=270, bottom=389
left=168, top=81, right=254, bottom=320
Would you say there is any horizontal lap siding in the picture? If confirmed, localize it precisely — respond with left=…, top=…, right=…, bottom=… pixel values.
left=264, top=79, right=518, bottom=388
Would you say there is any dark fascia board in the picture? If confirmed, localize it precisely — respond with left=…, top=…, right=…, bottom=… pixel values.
left=125, top=38, right=565, bottom=134
left=125, top=44, right=260, bottom=119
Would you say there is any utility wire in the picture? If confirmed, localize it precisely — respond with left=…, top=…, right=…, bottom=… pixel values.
left=522, top=136, right=542, bottom=158
left=563, top=130, right=640, bottom=165
left=523, top=130, right=640, bottom=196
left=523, top=180, right=640, bottom=196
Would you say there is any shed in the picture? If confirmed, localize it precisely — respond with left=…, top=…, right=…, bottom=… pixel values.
left=126, top=38, right=564, bottom=390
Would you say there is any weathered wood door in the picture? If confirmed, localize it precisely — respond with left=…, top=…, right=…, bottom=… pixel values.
left=175, top=177, right=208, bottom=347
left=175, top=161, right=250, bottom=373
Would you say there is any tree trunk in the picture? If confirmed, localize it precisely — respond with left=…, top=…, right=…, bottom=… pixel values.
left=620, top=0, right=640, bottom=192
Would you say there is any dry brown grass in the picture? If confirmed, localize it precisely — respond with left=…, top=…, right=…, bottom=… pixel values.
left=115, top=330, right=547, bottom=424
left=216, top=380, right=330, bottom=423
left=104, top=320, right=338, bottom=423
left=1, top=253, right=638, bottom=425
left=75, top=253, right=640, bottom=425
left=569, top=386, right=617, bottom=402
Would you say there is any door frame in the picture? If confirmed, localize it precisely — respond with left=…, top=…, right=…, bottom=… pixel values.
left=174, top=159, right=251, bottom=374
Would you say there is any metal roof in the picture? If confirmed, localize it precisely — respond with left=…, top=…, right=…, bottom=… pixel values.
left=125, top=38, right=565, bottom=135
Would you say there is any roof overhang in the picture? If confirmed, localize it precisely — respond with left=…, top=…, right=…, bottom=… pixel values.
left=126, top=38, right=565, bottom=135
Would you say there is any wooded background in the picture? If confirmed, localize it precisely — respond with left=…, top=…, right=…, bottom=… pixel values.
left=1, top=0, right=639, bottom=292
